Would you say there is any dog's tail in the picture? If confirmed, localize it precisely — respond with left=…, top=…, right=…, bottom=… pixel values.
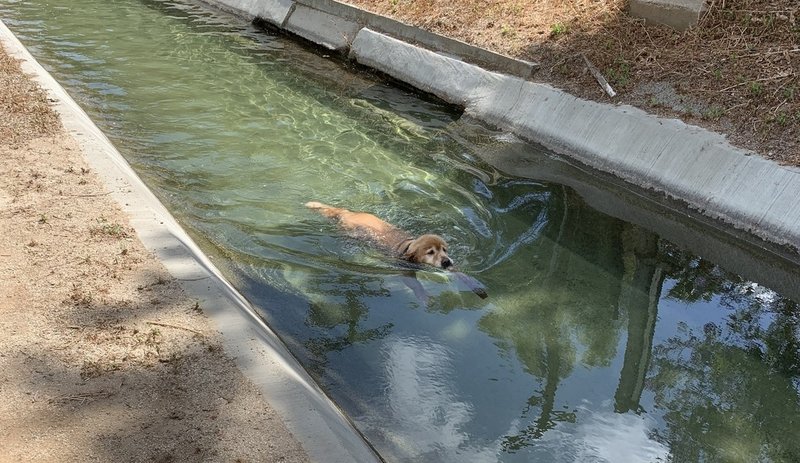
left=305, top=201, right=344, bottom=219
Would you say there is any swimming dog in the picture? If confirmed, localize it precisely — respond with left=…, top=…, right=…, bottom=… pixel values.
left=305, top=201, right=453, bottom=269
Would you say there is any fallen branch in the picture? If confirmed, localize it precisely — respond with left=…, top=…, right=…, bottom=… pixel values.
left=146, top=321, right=204, bottom=336
left=582, top=53, right=617, bottom=98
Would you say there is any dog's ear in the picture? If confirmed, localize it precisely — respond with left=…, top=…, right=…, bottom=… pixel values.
left=401, top=238, right=420, bottom=262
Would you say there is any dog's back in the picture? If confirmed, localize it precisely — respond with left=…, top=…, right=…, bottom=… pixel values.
left=305, top=201, right=401, bottom=239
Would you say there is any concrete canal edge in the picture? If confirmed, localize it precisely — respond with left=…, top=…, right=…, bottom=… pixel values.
left=0, top=20, right=381, bottom=463
left=213, top=0, right=800, bottom=252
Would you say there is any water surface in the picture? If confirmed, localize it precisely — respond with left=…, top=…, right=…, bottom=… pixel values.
left=3, top=0, right=799, bottom=461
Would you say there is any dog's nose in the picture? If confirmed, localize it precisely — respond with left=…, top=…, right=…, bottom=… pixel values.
left=442, top=258, right=453, bottom=269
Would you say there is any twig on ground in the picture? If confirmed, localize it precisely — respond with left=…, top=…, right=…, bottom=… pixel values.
left=581, top=53, right=616, bottom=98
left=718, top=71, right=794, bottom=93
left=66, top=191, right=112, bottom=197
left=146, top=321, right=204, bottom=336
left=772, top=99, right=788, bottom=115
left=49, top=390, right=113, bottom=404
left=736, top=48, right=800, bottom=59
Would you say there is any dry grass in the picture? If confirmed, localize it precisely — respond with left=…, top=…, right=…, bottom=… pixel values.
left=0, top=46, right=61, bottom=143
left=345, top=0, right=799, bottom=164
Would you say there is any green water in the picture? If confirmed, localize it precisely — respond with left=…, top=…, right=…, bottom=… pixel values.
left=4, top=0, right=800, bottom=461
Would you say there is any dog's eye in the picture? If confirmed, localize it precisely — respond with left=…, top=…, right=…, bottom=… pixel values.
left=427, top=249, right=435, bottom=255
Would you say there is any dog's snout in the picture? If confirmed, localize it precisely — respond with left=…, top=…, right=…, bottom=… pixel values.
left=442, top=258, right=453, bottom=269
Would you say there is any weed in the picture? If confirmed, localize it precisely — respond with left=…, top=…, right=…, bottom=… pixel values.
left=748, top=81, right=764, bottom=96
left=500, top=24, right=515, bottom=37
left=606, top=60, right=632, bottom=87
left=773, top=112, right=789, bottom=126
left=648, top=97, right=662, bottom=108
left=550, top=22, right=568, bottom=37
left=143, top=328, right=162, bottom=351
left=90, top=216, right=129, bottom=238
left=704, top=106, right=725, bottom=120
left=69, top=284, right=94, bottom=306
left=38, top=214, right=48, bottom=224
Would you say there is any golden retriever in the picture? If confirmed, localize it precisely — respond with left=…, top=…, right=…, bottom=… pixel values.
left=305, top=201, right=453, bottom=269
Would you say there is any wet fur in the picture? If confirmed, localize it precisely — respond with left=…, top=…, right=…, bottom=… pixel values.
left=305, top=201, right=453, bottom=269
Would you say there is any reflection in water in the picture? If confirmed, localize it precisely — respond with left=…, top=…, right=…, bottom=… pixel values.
left=574, top=409, right=670, bottom=463
left=370, top=336, right=497, bottom=462
left=5, top=0, right=800, bottom=461
left=513, top=406, right=670, bottom=463
left=614, top=230, right=661, bottom=414
left=650, top=251, right=800, bottom=462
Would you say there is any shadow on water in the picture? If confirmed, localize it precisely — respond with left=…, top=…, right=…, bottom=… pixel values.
left=4, top=0, right=800, bottom=461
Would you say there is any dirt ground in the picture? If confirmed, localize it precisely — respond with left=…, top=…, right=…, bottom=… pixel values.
left=0, top=44, right=309, bottom=462
left=344, top=0, right=799, bottom=165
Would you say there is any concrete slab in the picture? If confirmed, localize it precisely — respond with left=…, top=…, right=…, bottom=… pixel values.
left=630, top=0, right=705, bottom=31
left=285, top=3, right=360, bottom=51
left=0, top=19, right=380, bottom=463
left=299, top=0, right=537, bottom=78
left=213, top=0, right=293, bottom=25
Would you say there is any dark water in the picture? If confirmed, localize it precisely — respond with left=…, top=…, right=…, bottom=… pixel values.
left=3, top=0, right=800, bottom=461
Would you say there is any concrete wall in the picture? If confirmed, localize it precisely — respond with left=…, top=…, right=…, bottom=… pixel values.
left=210, top=0, right=798, bottom=252
left=629, top=0, right=705, bottom=31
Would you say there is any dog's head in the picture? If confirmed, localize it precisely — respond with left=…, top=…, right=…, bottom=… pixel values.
left=402, top=234, right=453, bottom=269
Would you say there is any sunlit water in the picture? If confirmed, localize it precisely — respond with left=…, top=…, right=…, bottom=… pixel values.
left=4, top=0, right=800, bottom=461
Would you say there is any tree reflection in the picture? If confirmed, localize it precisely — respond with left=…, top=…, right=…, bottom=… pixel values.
left=649, top=244, right=800, bottom=462
left=478, top=188, right=654, bottom=451
left=303, top=272, right=393, bottom=374
left=475, top=184, right=800, bottom=459
left=649, top=324, right=800, bottom=462
left=614, top=229, right=662, bottom=414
